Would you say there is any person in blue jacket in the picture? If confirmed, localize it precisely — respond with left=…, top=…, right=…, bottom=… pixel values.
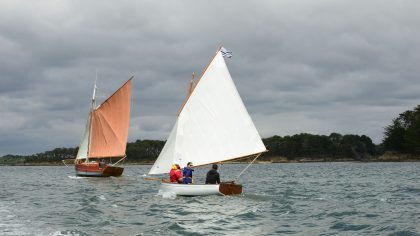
left=183, top=162, right=194, bottom=184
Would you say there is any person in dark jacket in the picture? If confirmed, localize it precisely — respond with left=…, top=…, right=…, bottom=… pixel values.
left=183, top=162, right=194, bottom=184
left=205, top=164, right=220, bottom=184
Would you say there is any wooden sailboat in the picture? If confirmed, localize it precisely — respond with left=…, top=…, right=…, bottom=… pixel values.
left=148, top=47, right=267, bottom=195
left=75, top=77, right=132, bottom=177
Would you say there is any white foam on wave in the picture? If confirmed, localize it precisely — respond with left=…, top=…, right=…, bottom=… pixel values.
left=98, top=195, right=106, bottom=201
left=52, top=230, right=85, bottom=236
left=67, top=176, right=85, bottom=179
left=280, top=211, right=290, bottom=216
left=0, top=201, right=29, bottom=235
left=157, top=189, right=177, bottom=199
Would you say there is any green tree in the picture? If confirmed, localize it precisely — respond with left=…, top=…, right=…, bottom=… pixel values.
left=383, top=105, right=420, bottom=154
left=125, top=139, right=165, bottom=162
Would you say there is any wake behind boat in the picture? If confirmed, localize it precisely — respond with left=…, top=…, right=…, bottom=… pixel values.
left=74, top=77, right=133, bottom=177
left=148, top=46, right=267, bottom=196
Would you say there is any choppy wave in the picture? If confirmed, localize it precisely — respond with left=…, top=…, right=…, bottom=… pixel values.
left=0, top=163, right=419, bottom=235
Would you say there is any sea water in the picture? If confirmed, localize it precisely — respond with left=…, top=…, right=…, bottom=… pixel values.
left=0, top=163, right=419, bottom=235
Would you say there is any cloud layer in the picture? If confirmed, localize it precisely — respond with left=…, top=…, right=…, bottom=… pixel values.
left=1, top=0, right=419, bottom=155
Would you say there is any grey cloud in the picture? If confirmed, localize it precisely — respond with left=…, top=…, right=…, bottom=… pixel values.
left=1, top=0, right=419, bottom=155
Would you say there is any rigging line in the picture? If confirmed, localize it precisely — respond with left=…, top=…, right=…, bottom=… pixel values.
left=234, top=152, right=262, bottom=182
left=62, top=160, right=70, bottom=168
left=111, top=155, right=126, bottom=166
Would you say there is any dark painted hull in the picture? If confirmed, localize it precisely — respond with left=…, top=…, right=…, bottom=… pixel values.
left=75, top=162, right=124, bottom=177
left=219, top=181, right=243, bottom=195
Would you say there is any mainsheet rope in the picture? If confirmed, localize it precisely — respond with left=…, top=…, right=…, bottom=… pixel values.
left=234, top=152, right=262, bottom=182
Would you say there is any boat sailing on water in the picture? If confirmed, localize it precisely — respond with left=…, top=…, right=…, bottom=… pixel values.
left=148, top=47, right=267, bottom=196
left=73, top=77, right=133, bottom=177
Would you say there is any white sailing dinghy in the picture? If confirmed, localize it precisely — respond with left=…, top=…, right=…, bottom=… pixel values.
left=148, top=46, right=267, bottom=196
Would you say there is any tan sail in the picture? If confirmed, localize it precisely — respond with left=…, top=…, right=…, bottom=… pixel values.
left=88, top=79, right=132, bottom=158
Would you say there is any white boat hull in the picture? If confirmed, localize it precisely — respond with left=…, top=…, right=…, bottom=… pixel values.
left=159, top=181, right=243, bottom=196
left=160, top=182, right=221, bottom=196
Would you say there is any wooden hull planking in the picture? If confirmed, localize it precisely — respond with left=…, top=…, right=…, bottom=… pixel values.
left=75, top=162, right=123, bottom=177
left=219, top=182, right=243, bottom=195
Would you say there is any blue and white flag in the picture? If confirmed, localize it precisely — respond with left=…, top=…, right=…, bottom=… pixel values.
left=220, top=47, right=232, bottom=58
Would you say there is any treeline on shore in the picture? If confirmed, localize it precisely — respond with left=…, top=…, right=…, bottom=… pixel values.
left=260, top=133, right=379, bottom=162
left=2, top=105, right=420, bottom=165
left=0, top=134, right=379, bottom=165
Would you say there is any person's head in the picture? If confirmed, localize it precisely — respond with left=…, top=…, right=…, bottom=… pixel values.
left=187, top=162, right=193, bottom=168
left=175, top=164, right=181, bottom=169
left=172, top=164, right=178, bottom=170
left=212, top=164, right=218, bottom=170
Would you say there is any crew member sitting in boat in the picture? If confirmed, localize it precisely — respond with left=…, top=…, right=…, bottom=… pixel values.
left=169, top=164, right=183, bottom=183
left=182, top=162, right=194, bottom=184
left=205, top=164, right=220, bottom=184
left=99, top=159, right=106, bottom=167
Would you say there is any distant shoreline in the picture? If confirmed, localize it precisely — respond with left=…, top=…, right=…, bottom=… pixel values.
left=2, top=152, right=419, bottom=166
left=1, top=159, right=419, bottom=166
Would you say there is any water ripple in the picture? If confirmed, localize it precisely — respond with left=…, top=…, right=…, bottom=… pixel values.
left=0, top=163, right=419, bottom=235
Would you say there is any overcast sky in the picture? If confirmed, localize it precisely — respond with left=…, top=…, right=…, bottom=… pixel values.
left=1, top=0, right=419, bottom=156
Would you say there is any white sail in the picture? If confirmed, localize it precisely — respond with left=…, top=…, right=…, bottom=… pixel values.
left=76, top=113, right=91, bottom=160
left=149, top=120, right=179, bottom=174
left=149, top=50, right=266, bottom=175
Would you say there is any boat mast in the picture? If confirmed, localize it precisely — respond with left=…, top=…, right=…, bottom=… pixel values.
left=86, top=74, right=98, bottom=162
left=177, top=46, right=223, bottom=115
left=188, top=72, right=195, bottom=95
left=92, top=70, right=98, bottom=109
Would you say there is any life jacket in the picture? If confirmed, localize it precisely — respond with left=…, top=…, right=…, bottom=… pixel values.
left=183, top=167, right=193, bottom=184
left=170, top=169, right=183, bottom=183
left=169, top=169, right=178, bottom=183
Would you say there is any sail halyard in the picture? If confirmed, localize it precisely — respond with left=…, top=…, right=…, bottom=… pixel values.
left=149, top=48, right=266, bottom=175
